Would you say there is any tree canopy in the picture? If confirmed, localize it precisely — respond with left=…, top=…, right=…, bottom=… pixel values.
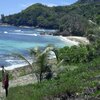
left=1, top=1, right=100, bottom=36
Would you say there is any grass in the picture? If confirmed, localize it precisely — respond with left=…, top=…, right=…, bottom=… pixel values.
left=93, top=91, right=100, bottom=97
left=0, top=71, right=2, bottom=82
left=0, top=71, right=13, bottom=82
left=7, top=57, right=100, bottom=100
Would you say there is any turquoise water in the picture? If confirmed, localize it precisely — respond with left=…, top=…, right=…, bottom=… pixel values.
left=0, top=26, right=71, bottom=67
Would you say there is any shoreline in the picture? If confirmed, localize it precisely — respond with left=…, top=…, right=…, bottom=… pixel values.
left=59, top=36, right=79, bottom=45
left=0, top=63, right=28, bottom=71
left=0, top=36, right=90, bottom=71
left=0, top=23, right=58, bottom=32
left=0, top=24, right=89, bottom=45
left=59, top=36, right=89, bottom=45
left=66, top=36, right=90, bottom=44
left=0, top=25, right=89, bottom=71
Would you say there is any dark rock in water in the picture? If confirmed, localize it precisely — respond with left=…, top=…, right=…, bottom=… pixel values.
left=54, top=30, right=70, bottom=36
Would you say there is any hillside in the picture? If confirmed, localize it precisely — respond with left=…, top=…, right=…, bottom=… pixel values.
left=77, top=0, right=100, bottom=3
left=1, top=2, right=100, bottom=36
left=5, top=43, right=100, bottom=100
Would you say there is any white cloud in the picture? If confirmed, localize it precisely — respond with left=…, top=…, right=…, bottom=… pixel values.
left=20, top=3, right=33, bottom=8
left=46, top=3, right=57, bottom=7
left=20, top=2, right=70, bottom=9
left=21, top=3, right=57, bottom=8
left=44, top=2, right=70, bottom=7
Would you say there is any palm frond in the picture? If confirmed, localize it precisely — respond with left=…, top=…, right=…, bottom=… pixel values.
left=29, top=49, right=37, bottom=55
left=13, top=53, right=33, bottom=70
left=52, top=48, right=59, bottom=62
left=40, top=46, right=54, bottom=57
left=57, top=59, right=64, bottom=68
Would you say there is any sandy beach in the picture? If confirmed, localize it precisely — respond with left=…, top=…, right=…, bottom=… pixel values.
left=59, top=36, right=89, bottom=45
left=59, top=36, right=79, bottom=45
left=66, top=36, right=90, bottom=44
left=0, top=36, right=89, bottom=71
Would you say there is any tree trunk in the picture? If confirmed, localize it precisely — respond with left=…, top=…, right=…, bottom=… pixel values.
left=40, top=71, right=42, bottom=82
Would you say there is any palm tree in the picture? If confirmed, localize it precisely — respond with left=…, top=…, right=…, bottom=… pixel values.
left=14, top=46, right=64, bottom=82
left=14, top=46, right=55, bottom=82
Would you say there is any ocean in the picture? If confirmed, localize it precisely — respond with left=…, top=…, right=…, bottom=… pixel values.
left=0, top=25, right=73, bottom=69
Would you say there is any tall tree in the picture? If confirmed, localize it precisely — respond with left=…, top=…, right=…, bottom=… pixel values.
left=15, top=46, right=58, bottom=82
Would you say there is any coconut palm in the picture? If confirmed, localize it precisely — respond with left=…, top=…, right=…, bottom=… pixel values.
left=14, top=46, right=64, bottom=82
left=14, top=46, right=54, bottom=82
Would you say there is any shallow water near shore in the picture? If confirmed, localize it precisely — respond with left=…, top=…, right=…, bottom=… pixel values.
left=0, top=26, right=74, bottom=68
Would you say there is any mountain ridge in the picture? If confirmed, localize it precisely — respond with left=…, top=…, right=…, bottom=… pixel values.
left=77, top=0, right=100, bottom=3
left=1, top=1, right=100, bottom=36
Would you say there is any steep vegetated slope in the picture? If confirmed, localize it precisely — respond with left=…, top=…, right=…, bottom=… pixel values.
left=1, top=1, right=100, bottom=36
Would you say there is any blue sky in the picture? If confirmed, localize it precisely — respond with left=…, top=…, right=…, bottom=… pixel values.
left=0, top=0, right=78, bottom=15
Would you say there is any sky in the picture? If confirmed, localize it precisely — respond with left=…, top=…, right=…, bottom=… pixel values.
left=0, top=0, right=78, bottom=15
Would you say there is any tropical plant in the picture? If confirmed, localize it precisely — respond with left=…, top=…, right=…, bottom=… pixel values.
left=1, top=2, right=100, bottom=36
left=14, top=46, right=64, bottom=82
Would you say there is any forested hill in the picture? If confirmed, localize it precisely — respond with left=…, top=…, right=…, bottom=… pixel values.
left=77, top=0, right=100, bottom=3
left=1, top=1, right=100, bottom=36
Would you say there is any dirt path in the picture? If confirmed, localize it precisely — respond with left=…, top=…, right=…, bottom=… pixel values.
left=0, top=74, right=37, bottom=100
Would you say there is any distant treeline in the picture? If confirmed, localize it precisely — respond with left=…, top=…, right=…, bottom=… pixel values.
left=1, top=1, right=100, bottom=36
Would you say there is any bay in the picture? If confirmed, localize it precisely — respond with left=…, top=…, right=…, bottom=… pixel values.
left=0, top=26, right=72, bottom=68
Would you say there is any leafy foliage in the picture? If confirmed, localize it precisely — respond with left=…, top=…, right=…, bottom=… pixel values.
left=58, top=40, right=100, bottom=64
left=7, top=57, right=100, bottom=100
left=77, top=0, right=100, bottom=4
left=1, top=2, right=100, bottom=36
left=14, top=46, right=64, bottom=82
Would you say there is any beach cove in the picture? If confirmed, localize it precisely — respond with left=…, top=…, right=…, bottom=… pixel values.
left=0, top=25, right=82, bottom=70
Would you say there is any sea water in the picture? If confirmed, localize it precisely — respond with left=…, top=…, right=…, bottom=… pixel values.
left=0, top=26, right=73, bottom=69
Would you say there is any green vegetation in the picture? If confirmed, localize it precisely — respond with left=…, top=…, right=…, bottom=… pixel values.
left=58, top=41, right=100, bottom=64
left=0, top=71, right=2, bottom=82
left=7, top=36, right=100, bottom=99
left=0, top=0, right=100, bottom=99
left=77, top=0, right=100, bottom=4
left=14, top=46, right=63, bottom=82
left=0, top=71, right=13, bottom=82
left=7, top=57, right=100, bottom=100
left=1, top=1, right=100, bottom=36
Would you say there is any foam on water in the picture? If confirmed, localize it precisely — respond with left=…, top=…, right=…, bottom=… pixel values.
left=4, top=31, right=8, bottom=33
left=14, top=30, right=22, bottom=32
left=0, top=26, right=74, bottom=69
left=4, top=32, right=38, bottom=36
left=0, top=63, right=28, bottom=70
left=59, top=36, right=79, bottom=45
